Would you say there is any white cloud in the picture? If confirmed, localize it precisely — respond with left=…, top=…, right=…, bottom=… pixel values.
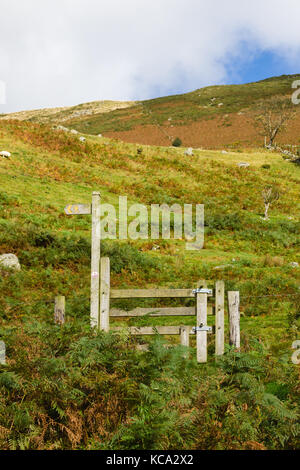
left=1, top=0, right=300, bottom=112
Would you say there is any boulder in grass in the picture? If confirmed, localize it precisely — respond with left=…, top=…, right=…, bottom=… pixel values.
left=237, top=162, right=250, bottom=168
left=289, top=262, right=299, bottom=268
left=97, top=134, right=103, bottom=138
left=79, top=136, right=86, bottom=142
left=70, top=129, right=78, bottom=135
left=0, top=254, right=21, bottom=271
left=0, top=151, right=11, bottom=158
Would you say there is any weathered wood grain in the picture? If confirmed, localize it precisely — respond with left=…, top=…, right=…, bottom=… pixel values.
left=215, top=281, right=225, bottom=356
left=228, top=291, right=240, bottom=349
left=90, top=191, right=101, bottom=328
left=100, top=257, right=110, bottom=332
left=110, top=306, right=214, bottom=317
left=54, top=296, right=65, bottom=325
left=110, top=288, right=212, bottom=299
left=196, top=293, right=207, bottom=363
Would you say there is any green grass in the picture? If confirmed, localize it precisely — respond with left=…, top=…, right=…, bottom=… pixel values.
left=67, top=74, right=300, bottom=135
left=0, top=120, right=299, bottom=449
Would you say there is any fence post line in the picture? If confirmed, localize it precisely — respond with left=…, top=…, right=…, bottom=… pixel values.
left=100, top=257, right=110, bottom=332
left=54, top=296, right=65, bottom=325
left=228, top=291, right=240, bottom=349
left=215, top=281, right=225, bottom=356
left=90, top=191, right=101, bottom=329
left=196, top=292, right=208, bottom=363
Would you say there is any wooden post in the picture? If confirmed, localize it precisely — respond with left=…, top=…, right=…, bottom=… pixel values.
left=54, top=296, right=65, bottom=325
left=228, top=291, right=240, bottom=349
left=196, top=293, right=207, bottom=363
left=0, top=341, right=6, bottom=365
left=215, top=281, right=225, bottom=356
left=180, top=326, right=189, bottom=347
left=180, top=326, right=189, bottom=359
left=100, top=257, right=110, bottom=332
left=91, top=191, right=101, bottom=328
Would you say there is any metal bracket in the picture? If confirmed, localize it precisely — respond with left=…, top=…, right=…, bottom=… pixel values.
left=192, top=288, right=213, bottom=295
left=192, top=324, right=212, bottom=333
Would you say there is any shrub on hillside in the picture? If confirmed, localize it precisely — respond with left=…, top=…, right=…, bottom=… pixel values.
left=172, top=137, right=182, bottom=147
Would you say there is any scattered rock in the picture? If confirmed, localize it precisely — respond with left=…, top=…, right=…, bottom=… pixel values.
left=0, top=254, right=21, bottom=271
left=289, top=262, right=299, bottom=268
left=151, top=245, right=160, bottom=251
left=70, top=129, right=78, bottom=135
left=221, top=150, right=228, bottom=154
left=218, top=103, right=224, bottom=107
left=184, top=147, right=194, bottom=156
left=237, top=162, right=250, bottom=168
left=79, top=136, right=86, bottom=142
left=0, top=151, right=11, bottom=158
left=57, top=125, right=68, bottom=132
left=97, top=134, right=103, bottom=138
left=213, top=264, right=233, bottom=270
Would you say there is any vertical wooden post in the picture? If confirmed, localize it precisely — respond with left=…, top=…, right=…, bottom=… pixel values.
left=0, top=341, right=6, bottom=365
left=91, top=191, right=101, bottom=328
left=228, top=291, right=240, bottom=349
left=215, top=281, right=225, bottom=356
left=180, top=326, right=189, bottom=347
left=180, top=326, right=189, bottom=359
left=100, top=257, right=110, bottom=332
left=196, top=293, right=208, bottom=363
left=54, top=296, right=65, bottom=325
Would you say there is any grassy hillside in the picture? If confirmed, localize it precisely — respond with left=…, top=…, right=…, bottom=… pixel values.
left=63, top=74, right=300, bottom=148
left=0, top=120, right=299, bottom=449
left=3, top=74, right=300, bottom=149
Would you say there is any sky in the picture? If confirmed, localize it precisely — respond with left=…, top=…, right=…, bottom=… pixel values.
left=1, top=0, right=300, bottom=113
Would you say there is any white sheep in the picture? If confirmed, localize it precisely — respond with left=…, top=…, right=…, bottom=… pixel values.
left=0, top=151, right=11, bottom=158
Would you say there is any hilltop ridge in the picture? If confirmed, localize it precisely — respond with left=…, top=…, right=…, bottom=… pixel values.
left=1, top=74, right=300, bottom=148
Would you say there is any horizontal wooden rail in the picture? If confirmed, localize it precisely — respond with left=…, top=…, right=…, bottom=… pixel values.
left=110, top=305, right=214, bottom=317
left=111, top=325, right=214, bottom=335
left=110, top=288, right=213, bottom=299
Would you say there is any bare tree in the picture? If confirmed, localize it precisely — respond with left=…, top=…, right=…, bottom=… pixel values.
left=262, top=186, right=280, bottom=220
left=255, top=97, right=295, bottom=148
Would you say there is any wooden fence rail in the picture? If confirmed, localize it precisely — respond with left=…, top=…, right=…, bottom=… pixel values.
left=54, top=259, right=241, bottom=363
left=98, top=258, right=240, bottom=363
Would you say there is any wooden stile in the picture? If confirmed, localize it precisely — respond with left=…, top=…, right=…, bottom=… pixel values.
left=228, top=291, right=240, bottom=349
left=100, top=257, right=110, bottom=332
left=215, top=281, right=225, bottom=356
